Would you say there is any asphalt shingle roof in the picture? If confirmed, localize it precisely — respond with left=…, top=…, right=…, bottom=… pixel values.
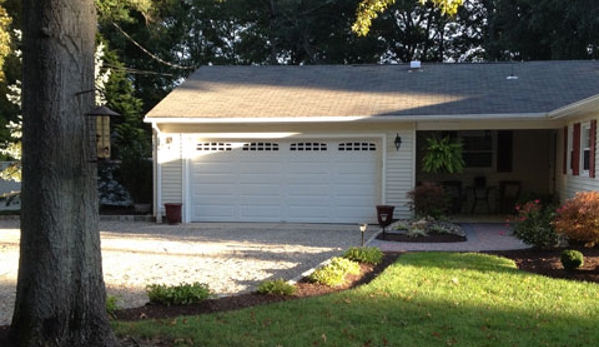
left=145, top=61, right=599, bottom=120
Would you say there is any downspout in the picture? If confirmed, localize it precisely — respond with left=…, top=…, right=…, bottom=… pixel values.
left=151, top=123, right=162, bottom=223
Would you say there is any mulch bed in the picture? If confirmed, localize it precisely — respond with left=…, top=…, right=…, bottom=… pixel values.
left=376, top=232, right=466, bottom=243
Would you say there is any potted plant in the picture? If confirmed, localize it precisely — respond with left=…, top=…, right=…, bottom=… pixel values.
left=421, top=135, right=465, bottom=174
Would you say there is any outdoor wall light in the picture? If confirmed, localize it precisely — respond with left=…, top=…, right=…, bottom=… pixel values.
left=85, top=105, right=120, bottom=162
left=359, top=223, right=368, bottom=247
left=394, top=133, right=402, bottom=151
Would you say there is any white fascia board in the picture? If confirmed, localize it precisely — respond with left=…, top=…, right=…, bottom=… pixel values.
left=548, top=95, right=599, bottom=120
left=144, top=113, right=550, bottom=124
left=144, top=116, right=370, bottom=124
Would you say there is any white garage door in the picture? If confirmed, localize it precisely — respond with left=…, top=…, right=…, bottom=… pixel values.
left=190, top=139, right=381, bottom=223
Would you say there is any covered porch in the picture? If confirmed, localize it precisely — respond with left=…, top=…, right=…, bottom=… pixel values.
left=415, top=129, right=557, bottom=216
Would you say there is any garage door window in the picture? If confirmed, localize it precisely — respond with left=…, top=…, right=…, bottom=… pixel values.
left=290, top=142, right=327, bottom=151
left=197, top=142, right=232, bottom=151
left=243, top=142, right=279, bottom=151
left=338, top=142, right=376, bottom=151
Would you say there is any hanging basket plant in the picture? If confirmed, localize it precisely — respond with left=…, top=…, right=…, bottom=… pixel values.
left=422, top=135, right=465, bottom=174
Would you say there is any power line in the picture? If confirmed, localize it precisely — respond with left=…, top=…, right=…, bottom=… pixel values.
left=103, top=64, right=176, bottom=77
left=111, top=22, right=197, bottom=71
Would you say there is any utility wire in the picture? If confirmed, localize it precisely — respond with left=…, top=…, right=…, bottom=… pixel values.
left=103, top=63, right=175, bottom=77
left=111, top=21, right=197, bottom=71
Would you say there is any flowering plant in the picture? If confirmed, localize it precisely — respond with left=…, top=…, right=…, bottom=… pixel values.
left=510, top=199, right=562, bottom=249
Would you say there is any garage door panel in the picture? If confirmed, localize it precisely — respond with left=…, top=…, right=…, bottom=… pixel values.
left=238, top=184, right=282, bottom=195
left=240, top=162, right=283, bottom=173
left=287, top=206, right=331, bottom=219
left=192, top=162, right=236, bottom=172
left=336, top=208, right=372, bottom=220
left=193, top=205, right=235, bottom=220
left=239, top=175, right=282, bottom=184
left=191, top=139, right=380, bottom=223
left=287, top=175, right=330, bottom=185
left=287, top=162, right=330, bottom=172
left=287, top=185, right=330, bottom=196
left=239, top=205, right=283, bottom=220
left=193, top=184, right=236, bottom=196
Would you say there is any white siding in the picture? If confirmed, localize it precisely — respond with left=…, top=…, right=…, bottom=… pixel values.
left=384, top=129, right=415, bottom=219
left=158, top=134, right=183, bottom=212
left=556, top=116, right=599, bottom=203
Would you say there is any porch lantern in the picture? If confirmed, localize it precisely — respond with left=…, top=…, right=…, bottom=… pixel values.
left=394, top=133, right=402, bottom=151
left=85, top=105, right=120, bottom=162
left=376, top=205, right=395, bottom=240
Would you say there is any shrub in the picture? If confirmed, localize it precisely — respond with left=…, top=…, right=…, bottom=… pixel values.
left=553, top=191, right=599, bottom=247
left=146, top=282, right=212, bottom=306
left=106, top=295, right=120, bottom=318
left=560, top=249, right=584, bottom=270
left=257, top=279, right=297, bottom=296
left=342, top=247, right=383, bottom=265
left=407, top=182, right=448, bottom=218
left=511, top=199, right=561, bottom=249
left=308, top=257, right=361, bottom=287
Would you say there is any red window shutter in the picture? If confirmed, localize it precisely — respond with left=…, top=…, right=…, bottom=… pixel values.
left=563, top=126, right=568, bottom=174
left=573, top=123, right=581, bottom=176
left=591, top=120, right=597, bottom=178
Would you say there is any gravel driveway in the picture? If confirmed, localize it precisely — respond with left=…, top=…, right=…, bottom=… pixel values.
left=0, top=220, right=377, bottom=326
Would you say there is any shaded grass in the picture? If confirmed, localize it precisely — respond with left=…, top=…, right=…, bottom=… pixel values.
left=113, top=252, right=599, bottom=346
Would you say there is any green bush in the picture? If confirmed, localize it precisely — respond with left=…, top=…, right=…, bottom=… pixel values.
left=308, top=257, right=361, bottom=287
left=342, top=247, right=383, bottom=265
left=407, top=182, right=448, bottom=219
left=146, top=282, right=212, bottom=306
left=257, top=279, right=297, bottom=296
left=560, top=250, right=584, bottom=270
left=511, top=199, right=561, bottom=249
left=106, top=295, right=120, bottom=318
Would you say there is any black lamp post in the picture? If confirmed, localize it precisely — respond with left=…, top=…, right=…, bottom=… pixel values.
left=359, top=223, right=368, bottom=247
left=380, top=213, right=389, bottom=239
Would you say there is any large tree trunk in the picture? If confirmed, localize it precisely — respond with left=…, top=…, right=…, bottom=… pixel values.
left=10, top=1, right=116, bottom=346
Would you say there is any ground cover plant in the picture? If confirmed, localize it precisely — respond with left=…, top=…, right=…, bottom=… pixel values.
left=146, top=282, right=212, bottom=306
left=112, top=252, right=599, bottom=347
left=256, top=279, right=296, bottom=296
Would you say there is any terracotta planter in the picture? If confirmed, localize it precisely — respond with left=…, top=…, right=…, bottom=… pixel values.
left=164, top=203, right=182, bottom=225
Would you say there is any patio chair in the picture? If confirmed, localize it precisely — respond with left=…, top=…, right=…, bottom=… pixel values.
left=470, top=176, right=493, bottom=213
left=497, top=180, right=522, bottom=214
left=442, top=180, right=465, bottom=214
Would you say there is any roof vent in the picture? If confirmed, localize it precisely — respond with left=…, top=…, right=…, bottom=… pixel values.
left=506, top=74, right=518, bottom=80
left=410, top=60, right=421, bottom=69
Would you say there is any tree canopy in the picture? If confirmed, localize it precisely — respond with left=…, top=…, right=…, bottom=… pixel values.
left=353, top=0, right=464, bottom=36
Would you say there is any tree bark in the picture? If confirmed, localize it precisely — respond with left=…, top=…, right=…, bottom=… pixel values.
left=10, top=1, right=116, bottom=346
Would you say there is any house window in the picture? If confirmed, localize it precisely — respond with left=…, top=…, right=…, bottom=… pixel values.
left=242, top=142, right=279, bottom=151
left=461, top=133, right=493, bottom=168
left=290, top=142, right=327, bottom=151
left=582, top=123, right=591, bottom=174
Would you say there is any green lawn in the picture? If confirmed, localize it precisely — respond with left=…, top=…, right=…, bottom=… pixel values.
left=113, top=252, right=599, bottom=346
